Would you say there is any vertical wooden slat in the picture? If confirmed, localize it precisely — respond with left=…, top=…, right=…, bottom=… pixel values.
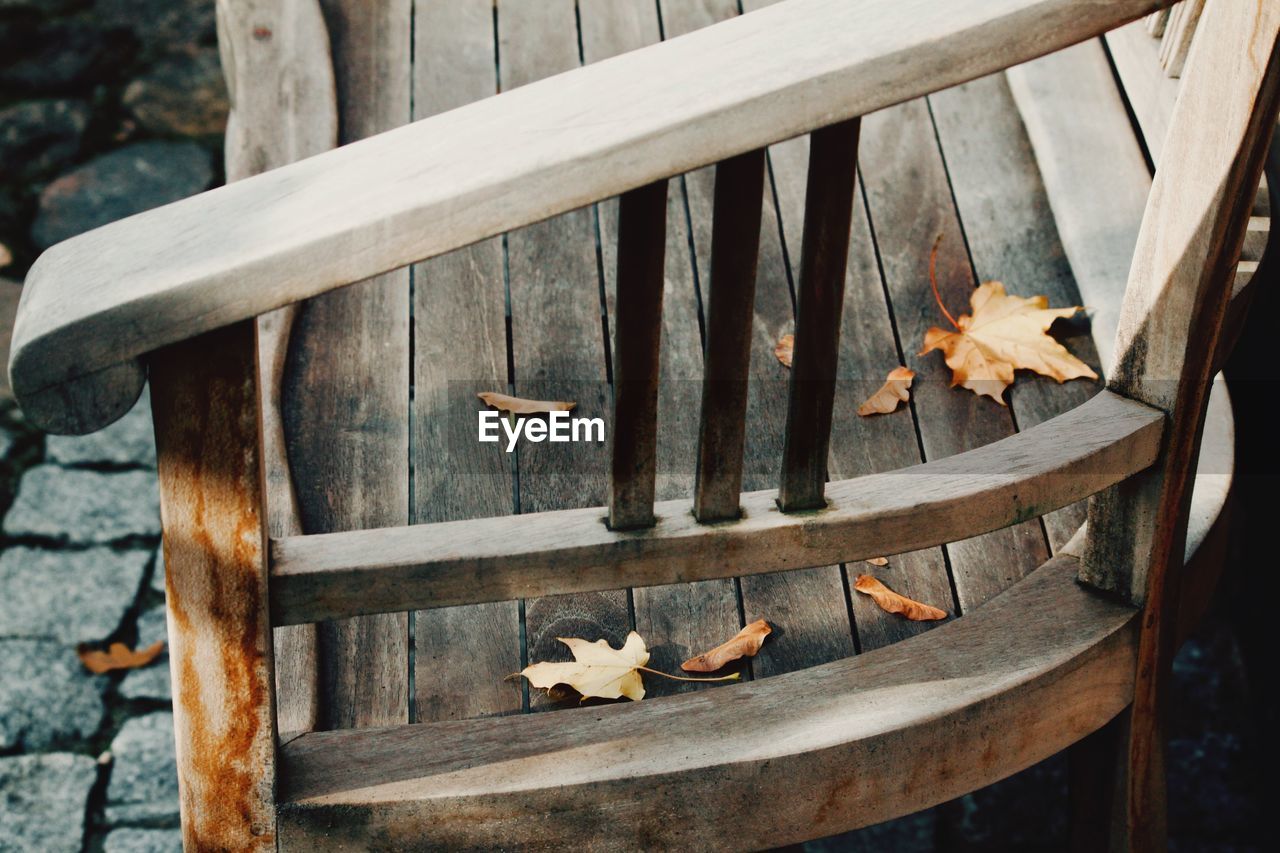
left=608, top=180, right=668, bottom=530
left=217, top=0, right=339, bottom=741
left=778, top=117, right=861, bottom=511
left=150, top=322, right=274, bottom=851
left=290, top=0, right=412, bottom=730
left=693, top=148, right=766, bottom=522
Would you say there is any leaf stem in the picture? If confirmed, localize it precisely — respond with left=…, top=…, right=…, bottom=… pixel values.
left=929, top=233, right=961, bottom=331
left=638, top=665, right=741, bottom=683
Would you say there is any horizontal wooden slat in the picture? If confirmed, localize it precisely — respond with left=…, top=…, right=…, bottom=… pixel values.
left=275, top=554, right=1138, bottom=849
left=269, top=391, right=1163, bottom=625
left=10, top=0, right=1171, bottom=434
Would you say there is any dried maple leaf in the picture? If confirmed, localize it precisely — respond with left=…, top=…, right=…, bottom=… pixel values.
left=918, top=236, right=1096, bottom=404
left=77, top=641, right=166, bottom=675
left=521, top=632, right=651, bottom=701
left=854, top=575, right=947, bottom=621
left=857, top=366, right=915, bottom=416
left=477, top=392, right=576, bottom=414
left=681, top=619, right=772, bottom=672
left=774, top=334, right=794, bottom=368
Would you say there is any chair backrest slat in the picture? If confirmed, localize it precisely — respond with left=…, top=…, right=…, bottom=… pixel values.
left=778, top=117, right=862, bottom=511
left=693, top=149, right=768, bottom=522
left=608, top=181, right=669, bottom=530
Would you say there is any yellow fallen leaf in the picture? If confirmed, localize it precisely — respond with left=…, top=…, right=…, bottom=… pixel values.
left=77, top=641, right=166, bottom=674
left=864, top=557, right=889, bottom=567
left=917, top=235, right=1096, bottom=405
left=681, top=619, right=772, bottom=672
left=521, top=632, right=650, bottom=701
left=857, top=366, right=915, bottom=416
left=774, top=334, right=794, bottom=368
left=477, top=392, right=576, bottom=414
left=854, top=575, right=947, bottom=621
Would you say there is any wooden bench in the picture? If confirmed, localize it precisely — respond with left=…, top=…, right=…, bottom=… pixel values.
left=8, top=0, right=1277, bottom=848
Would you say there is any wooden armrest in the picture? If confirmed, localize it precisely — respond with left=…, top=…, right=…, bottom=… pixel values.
left=8, top=0, right=1167, bottom=434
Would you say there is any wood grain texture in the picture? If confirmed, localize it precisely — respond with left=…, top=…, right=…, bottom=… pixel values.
left=608, top=180, right=668, bottom=530
left=499, top=0, right=628, bottom=708
left=11, top=0, right=1172, bottom=435
left=270, top=391, right=1163, bottom=626
left=217, top=0, right=340, bottom=741
left=410, top=0, right=521, bottom=724
left=586, top=0, right=743, bottom=697
left=859, top=98, right=1051, bottom=612
left=1083, top=4, right=1280, bottom=848
left=289, top=0, right=411, bottom=731
left=1104, top=19, right=1181, bottom=162
left=778, top=118, right=860, bottom=512
left=275, top=555, right=1139, bottom=850
left=692, top=148, right=766, bottom=522
left=150, top=322, right=275, bottom=851
left=929, top=72, right=1105, bottom=552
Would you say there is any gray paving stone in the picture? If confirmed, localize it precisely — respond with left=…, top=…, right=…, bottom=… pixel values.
left=46, top=393, right=156, bottom=468
left=0, top=546, right=150, bottom=643
left=123, top=49, right=228, bottom=138
left=106, top=712, right=179, bottom=827
left=0, top=98, right=91, bottom=183
left=103, top=828, right=184, bottom=853
left=0, top=753, right=98, bottom=853
left=0, top=639, right=105, bottom=751
left=2, top=466, right=160, bottom=544
left=32, top=141, right=214, bottom=249
left=120, top=606, right=171, bottom=701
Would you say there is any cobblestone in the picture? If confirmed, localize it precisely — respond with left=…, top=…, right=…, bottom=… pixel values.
left=119, top=605, right=170, bottom=701
left=105, top=711, right=179, bottom=828
left=0, top=639, right=104, bottom=750
left=103, top=828, right=183, bottom=853
left=0, top=546, right=150, bottom=643
left=45, top=393, right=156, bottom=468
left=0, top=753, right=98, bottom=853
left=2, top=465, right=160, bottom=544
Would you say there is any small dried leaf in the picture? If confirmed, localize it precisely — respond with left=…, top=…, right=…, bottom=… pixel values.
left=854, top=575, right=947, bottom=621
left=681, top=619, right=772, bottom=672
left=0, top=243, right=12, bottom=269
left=477, top=392, right=576, bottom=414
left=774, top=334, right=794, bottom=368
left=857, top=366, right=915, bottom=416
left=520, top=632, right=649, bottom=701
left=77, top=641, right=166, bottom=674
left=864, top=557, right=889, bottom=567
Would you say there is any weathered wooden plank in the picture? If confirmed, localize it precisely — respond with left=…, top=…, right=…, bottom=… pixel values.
left=150, top=322, right=274, bottom=851
left=929, top=72, right=1105, bottom=551
left=499, top=0, right=628, bottom=707
left=859, top=98, right=1050, bottom=612
left=1104, top=19, right=1181, bottom=162
left=608, top=180, right=668, bottom=530
left=217, top=0, right=339, bottom=741
left=1159, top=0, right=1204, bottom=77
left=270, top=391, right=1163, bottom=626
left=583, top=0, right=742, bottom=696
left=275, top=554, right=1139, bottom=850
left=778, top=118, right=861, bottom=512
left=1084, top=5, right=1280, bottom=847
left=692, top=149, right=766, bottom=522
left=411, top=0, right=521, bottom=723
left=288, top=0, right=411, bottom=730
left=12, top=0, right=1174, bottom=436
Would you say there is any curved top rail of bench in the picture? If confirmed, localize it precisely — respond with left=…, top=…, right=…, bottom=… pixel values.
left=8, top=0, right=1168, bottom=434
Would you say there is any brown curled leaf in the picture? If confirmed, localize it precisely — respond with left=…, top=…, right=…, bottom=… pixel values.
left=857, top=366, right=915, bottom=416
left=774, top=334, right=794, bottom=368
left=864, top=557, right=889, bottom=567
left=477, top=392, right=576, bottom=414
left=681, top=619, right=772, bottom=672
left=854, top=575, right=947, bottom=621
left=77, top=641, right=166, bottom=674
